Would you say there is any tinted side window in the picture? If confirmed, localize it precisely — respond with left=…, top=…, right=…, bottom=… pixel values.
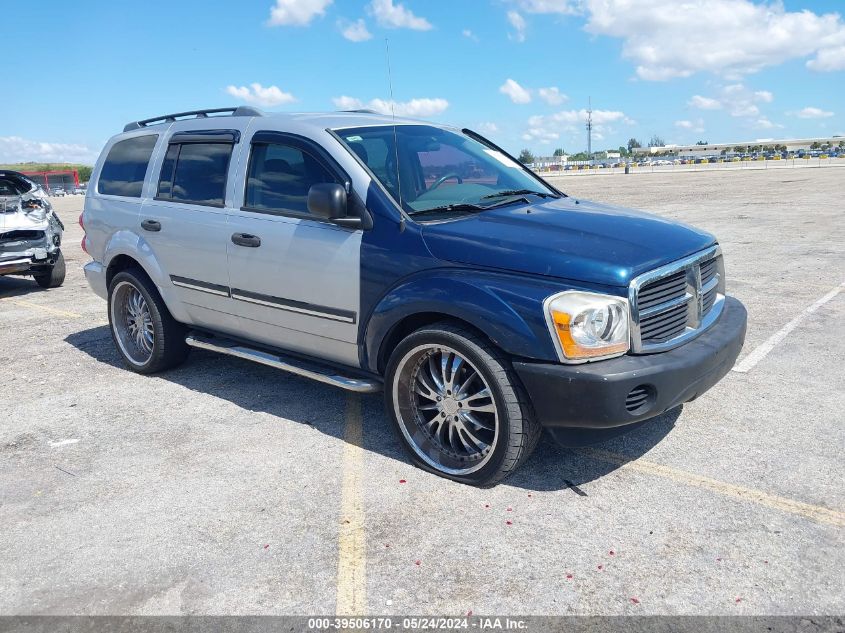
left=157, top=143, right=232, bottom=206
left=245, top=143, right=337, bottom=214
left=98, top=135, right=158, bottom=197
left=0, top=178, right=20, bottom=196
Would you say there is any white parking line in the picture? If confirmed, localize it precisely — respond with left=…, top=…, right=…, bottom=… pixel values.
left=733, top=281, right=845, bottom=374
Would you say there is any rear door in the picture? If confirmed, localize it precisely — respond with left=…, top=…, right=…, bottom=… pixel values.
left=139, top=123, right=250, bottom=333
left=225, top=131, right=362, bottom=367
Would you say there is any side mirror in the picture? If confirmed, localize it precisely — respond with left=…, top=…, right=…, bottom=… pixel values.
left=307, top=183, right=347, bottom=220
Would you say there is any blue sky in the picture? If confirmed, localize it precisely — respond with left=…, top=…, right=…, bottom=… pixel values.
left=2, top=0, right=844, bottom=163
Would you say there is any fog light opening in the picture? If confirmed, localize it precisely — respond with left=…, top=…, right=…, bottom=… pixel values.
left=625, top=384, right=656, bottom=414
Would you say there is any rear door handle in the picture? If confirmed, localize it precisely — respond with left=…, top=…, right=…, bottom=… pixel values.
left=141, top=219, right=161, bottom=232
left=231, top=233, right=261, bottom=248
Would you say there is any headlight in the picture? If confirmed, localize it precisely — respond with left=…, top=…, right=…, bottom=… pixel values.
left=544, top=291, right=630, bottom=362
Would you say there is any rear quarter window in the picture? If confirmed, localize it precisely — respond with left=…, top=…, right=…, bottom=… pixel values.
left=98, top=135, right=158, bottom=197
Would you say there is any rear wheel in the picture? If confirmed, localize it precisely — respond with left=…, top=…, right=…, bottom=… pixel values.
left=34, top=251, right=65, bottom=288
left=385, top=322, right=541, bottom=487
left=108, top=268, right=188, bottom=374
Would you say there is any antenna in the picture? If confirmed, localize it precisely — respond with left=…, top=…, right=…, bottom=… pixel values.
left=586, top=96, right=593, bottom=162
left=385, top=38, right=403, bottom=213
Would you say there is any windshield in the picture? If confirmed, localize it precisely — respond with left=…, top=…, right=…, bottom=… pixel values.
left=337, top=125, right=558, bottom=217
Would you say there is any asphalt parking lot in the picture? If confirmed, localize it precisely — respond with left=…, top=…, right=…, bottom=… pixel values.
left=1, top=168, right=843, bottom=616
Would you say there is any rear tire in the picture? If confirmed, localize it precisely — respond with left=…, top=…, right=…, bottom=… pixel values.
left=34, top=251, right=65, bottom=289
left=108, top=268, right=189, bottom=374
left=385, top=322, right=541, bottom=487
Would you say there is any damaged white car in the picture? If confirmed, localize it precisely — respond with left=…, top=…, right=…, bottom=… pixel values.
left=0, top=170, right=65, bottom=288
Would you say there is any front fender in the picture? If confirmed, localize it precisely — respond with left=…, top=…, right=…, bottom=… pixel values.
left=103, top=230, right=191, bottom=323
left=364, top=269, right=570, bottom=372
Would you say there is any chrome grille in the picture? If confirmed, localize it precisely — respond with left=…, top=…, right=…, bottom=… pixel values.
left=702, top=286, right=717, bottom=315
left=637, top=270, right=686, bottom=311
left=629, top=246, right=726, bottom=353
left=640, top=302, right=688, bottom=343
left=700, top=258, right=717, bottom=287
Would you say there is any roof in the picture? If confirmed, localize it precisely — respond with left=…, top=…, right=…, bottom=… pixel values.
left=123, top=107, right=444, bottom=134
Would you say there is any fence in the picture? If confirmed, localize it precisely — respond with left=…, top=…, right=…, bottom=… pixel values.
left=535, top=156, right=845, bottom=176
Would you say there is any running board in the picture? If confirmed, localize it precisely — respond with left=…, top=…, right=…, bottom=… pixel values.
left=185, top=332, right=382, bottom=394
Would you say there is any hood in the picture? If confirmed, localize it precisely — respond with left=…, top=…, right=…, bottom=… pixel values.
left=1, top=202, right=50, bottom=232
left=421, top=197, right=716, bottom=288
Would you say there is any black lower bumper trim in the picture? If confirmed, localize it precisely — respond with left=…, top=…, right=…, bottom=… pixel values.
left=514, top=296, right=747, bottom=429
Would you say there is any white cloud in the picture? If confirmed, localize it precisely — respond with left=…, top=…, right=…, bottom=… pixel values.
left=754, top=117, right=783, bottom=130
left=507, top=11, right=527, bottom=42
left=478, top=122, right=499, bottom=135
left=533, top=109, right=629, bottom=126
left=795, top=107, right=834, bottom=119
left=689, top=84, right=773, bottom=118
left=513, top=0, right=580, bottom=14
left=675, top=119, right=705, bottom=133
left=538, top=87, right=568, bottom=106
left=268, top=0, right=332, bottom=26
left=368, top=0, right=432, bottom=30
left=524, top=108, right=631, bottom=144
left=499, top=78, right=532, bottom=104
left=688, top=95, right=722, bottom=110
left=583, top=0, right=845, bottom=80
left=462, top=28, right=479, bottom=42
left=522, top=127, right=560, bottom=143
left=339, top=18, right=372, bottom=41
left=331, top=96, right=448, bottom=117
left=730, top=103, right=760, bottom=117
left=807, top=44, right=845, bottom=71
left=226, top=83, right=296, bottom=107
left=0, top=136, right=100, bottom=164
left=333, top=96, right=363, bottom=111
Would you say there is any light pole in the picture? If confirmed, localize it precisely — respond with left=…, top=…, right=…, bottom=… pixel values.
left=586, top=97, right=593, bottom=165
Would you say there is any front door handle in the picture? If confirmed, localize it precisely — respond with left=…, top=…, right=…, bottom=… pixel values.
left=141, top=219, right=161, bottom=232
left=231, top=233, right=261, bottom=248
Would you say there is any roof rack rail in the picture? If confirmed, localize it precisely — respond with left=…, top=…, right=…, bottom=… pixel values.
left=123, top=106, right=263, bottom=133
left=338, top=109, right=380, bottom=115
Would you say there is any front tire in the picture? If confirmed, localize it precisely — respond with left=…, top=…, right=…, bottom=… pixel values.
left=385, top=322, right=541, bottom=487
left=108, top=268, right=189, bottom=374
left=34, top=251, right=65, bottom=288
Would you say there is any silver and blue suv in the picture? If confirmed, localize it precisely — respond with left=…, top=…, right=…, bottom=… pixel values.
left=82, top=107, right=747, bottom=486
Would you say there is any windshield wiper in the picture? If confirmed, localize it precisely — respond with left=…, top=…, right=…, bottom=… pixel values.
left=481, top=189, right=558, bottom=200
left=408, top=202, right=488, bottom=217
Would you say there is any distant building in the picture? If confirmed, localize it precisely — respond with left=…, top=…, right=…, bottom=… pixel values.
left=532, top=155, right=569, bottom=170
left=20, top=169, right=79, bottom=191
left=634, top=136, right=843, bottom=158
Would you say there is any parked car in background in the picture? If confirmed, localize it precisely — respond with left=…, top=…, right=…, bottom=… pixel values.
left=51, top=188, right=66, bottom=197
left=72, top=186, right=86, bottom=195
left=81, top=107, right=746, bottom=486
left=0, top=170, right=66, bottom=288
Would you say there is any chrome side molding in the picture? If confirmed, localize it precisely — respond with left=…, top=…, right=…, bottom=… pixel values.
left=185, top=332, right=382, bottom=394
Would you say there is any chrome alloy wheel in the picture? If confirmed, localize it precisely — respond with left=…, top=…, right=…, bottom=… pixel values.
left=392, top=344, right=499, bottom=475
left=111, top=280, right=154, bottom=366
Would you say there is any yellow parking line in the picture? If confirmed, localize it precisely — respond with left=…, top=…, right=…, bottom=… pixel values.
left=581, top=448, right=845, bottom=528
left=335, top=394, right=367, bottom=615
left=4, top=298, right=83, bottom=319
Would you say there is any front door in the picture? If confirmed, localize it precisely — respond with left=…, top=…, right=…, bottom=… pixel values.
left=225, top=132, right=362, bottom=367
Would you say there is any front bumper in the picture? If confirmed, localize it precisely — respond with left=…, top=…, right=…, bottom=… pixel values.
left=514, top=295, right=747, bottom=430
left=0, top=251, right=60, bottom=276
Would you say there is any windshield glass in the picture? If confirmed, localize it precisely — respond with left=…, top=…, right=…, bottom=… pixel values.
left=337, top=125, right=557, bottom=216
